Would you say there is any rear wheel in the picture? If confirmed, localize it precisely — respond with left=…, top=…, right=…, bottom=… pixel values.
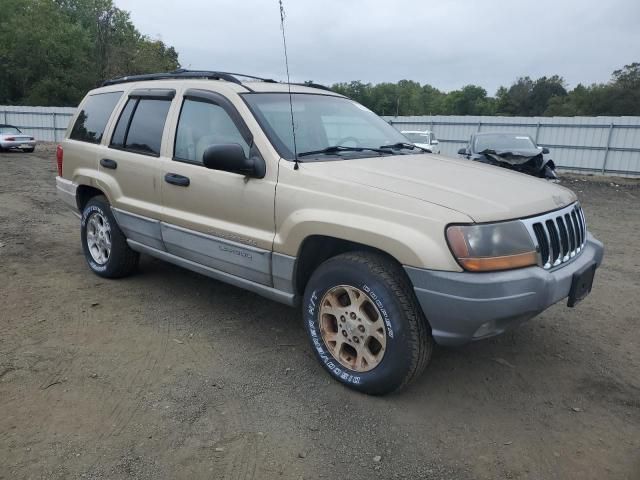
left=81, top=195, right=139, bottom=278
left=303, top=251, right=433, bottom=395
left=23, top=147, right=35, bottom=153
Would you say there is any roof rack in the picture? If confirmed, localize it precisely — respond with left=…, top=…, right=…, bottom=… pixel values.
left=102, top=69, right=243, bottom=86
left=293, top=82, right=333, bottom=92
left=102, top=69, right=333, bottom=92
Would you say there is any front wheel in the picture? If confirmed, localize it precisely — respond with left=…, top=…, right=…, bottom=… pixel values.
left=303, top=251, right=433, bottom=395
left=81, top=195, right=139, bottom=278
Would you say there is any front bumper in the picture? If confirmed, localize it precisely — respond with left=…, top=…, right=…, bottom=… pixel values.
left=405, top=234, right=604, bottom=346
left=1, top=140, right=36, bottom=149
left=56, top=176, right=78, bottom=212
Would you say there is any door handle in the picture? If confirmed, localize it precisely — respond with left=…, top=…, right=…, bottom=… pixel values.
left=100, top=158, right=117, bottom=169
left=164, top=173, right=190, bottom=187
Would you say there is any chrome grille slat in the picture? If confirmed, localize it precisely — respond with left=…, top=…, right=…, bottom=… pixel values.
left=571, top=211, right=581, bottom=252
left=564, top=213, right=576, bottom=257
left=522, top=202, right=587, bottom=270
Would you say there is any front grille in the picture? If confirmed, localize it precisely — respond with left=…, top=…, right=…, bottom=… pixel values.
left=521, top=203, right=587, bottom=269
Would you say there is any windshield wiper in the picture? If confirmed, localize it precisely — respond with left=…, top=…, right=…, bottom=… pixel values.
left=297, top=145, right=391, bottom=157
left=380, top=142, right=429, bottom=152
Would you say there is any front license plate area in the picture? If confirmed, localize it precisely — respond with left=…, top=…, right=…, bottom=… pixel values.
left=567, top=263, right=597, bottom=307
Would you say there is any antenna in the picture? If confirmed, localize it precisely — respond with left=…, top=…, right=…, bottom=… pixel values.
left=278, top=0, right=299, bottom=170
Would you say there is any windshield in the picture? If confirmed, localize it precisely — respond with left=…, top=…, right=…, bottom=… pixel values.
left=0, top=126, right=21, bottom=134
left=402, top=132, right=431, bottom=143
left=243, top=93, right=409, bottom=160
left=474, top=134, right=536, bottom=152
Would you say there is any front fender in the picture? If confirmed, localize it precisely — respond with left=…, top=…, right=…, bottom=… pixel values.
left=274, top=208, right=463, bottom=272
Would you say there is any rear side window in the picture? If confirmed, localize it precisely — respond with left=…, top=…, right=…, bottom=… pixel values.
left=110, top=98, right=172, bottom=156
left=70, top=92, right=122, bottom=144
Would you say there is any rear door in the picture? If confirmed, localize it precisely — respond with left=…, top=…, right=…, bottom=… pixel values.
left=98, top=88, right=175, bottom=250
left=159, top=88, right=277, bottom=285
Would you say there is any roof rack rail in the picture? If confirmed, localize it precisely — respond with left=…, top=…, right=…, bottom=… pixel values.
left=102, top=69, right=244, bottom=87
left=222, top=72, right=278, bottom=83
left=101, top=69, right=333, bottom=92
left=293, top=82, right=333, bottom=92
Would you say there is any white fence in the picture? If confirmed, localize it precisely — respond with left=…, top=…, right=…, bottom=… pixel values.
left=2, top=105, right=639, bottom=176
left=384, top=115, right=640, bottom=176
left=1, top=105, right=76, bottom=142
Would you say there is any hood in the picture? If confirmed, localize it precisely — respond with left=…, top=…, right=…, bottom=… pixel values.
left=482, top=148, right=542, bottom=166
left=302, top=153, right=576, bottom=223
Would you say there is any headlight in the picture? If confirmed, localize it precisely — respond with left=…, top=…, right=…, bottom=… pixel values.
left=446, top=221, right=537, bottom=272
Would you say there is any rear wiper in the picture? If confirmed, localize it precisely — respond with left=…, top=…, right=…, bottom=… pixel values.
left=380, top=142, right=429, bottom=152
left=297, top=145, right=391, bottom=157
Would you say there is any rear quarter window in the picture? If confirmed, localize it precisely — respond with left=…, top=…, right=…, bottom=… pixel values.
left=70, top=92, right=123, bottom=144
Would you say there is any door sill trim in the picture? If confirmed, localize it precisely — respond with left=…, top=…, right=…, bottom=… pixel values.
left=127, top=239, right=298, bottom=307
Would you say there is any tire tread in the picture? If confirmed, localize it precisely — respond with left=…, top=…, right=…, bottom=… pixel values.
left=319, top=251, right=433, bottom=394
left=83, top=195, right=139, bottom=278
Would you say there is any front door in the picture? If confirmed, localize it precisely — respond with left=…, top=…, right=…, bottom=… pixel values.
left=159, top=88, right=277, bottom=285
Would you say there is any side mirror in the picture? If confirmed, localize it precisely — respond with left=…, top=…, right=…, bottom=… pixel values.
left=202, top=143, right=266, bottom=178
left=541, top=147, right=550, bottom=154
left=457, top=148, right=468, bottom=155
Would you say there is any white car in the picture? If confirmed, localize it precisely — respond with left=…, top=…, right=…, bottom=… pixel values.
left=401, top=130, right=440, bottom=154
left=0, top=124, right=36, bottom=152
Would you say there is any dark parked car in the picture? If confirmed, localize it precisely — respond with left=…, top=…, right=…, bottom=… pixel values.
left=458, top=132, right=557, bottom=179
left=0, top=124, right=36, bottom=152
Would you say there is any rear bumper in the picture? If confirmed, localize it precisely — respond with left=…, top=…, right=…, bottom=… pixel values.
left=1, top=140, right=36, bottom=149
left=405, top=234, right=604, bottom=346
left=56, top=176, right=78, bottom=212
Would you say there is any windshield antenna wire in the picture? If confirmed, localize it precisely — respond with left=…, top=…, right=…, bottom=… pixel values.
left=278, top=0, right=299, bottom=170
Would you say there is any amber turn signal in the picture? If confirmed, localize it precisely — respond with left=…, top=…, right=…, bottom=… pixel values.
left=457, top=251, right=539, bottom=272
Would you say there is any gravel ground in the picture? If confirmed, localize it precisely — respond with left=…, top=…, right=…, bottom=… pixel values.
left=1, top=146, right=639, bottom=480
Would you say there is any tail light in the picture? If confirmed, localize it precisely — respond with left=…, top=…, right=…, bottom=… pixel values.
left=56, top=145, right=63, bottom=176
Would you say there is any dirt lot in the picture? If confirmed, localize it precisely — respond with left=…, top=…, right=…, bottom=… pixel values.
left=1, top=146, right=639, bottom=480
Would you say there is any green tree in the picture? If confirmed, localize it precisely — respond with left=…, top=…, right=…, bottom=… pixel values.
left=0, top=0, right=180, bottom=106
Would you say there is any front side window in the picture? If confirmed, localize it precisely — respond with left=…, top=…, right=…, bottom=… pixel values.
left=174, top=99, right=250, bottom=164
left=110, top=98, right=171, bottom=156
left=70, top=91, right=122, bottom=144
left=244, top=93, right=408, bottom=160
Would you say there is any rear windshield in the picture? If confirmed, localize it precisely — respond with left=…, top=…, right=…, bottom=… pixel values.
left=70, top=91, right=123, bottom=144
left=403, top=132, right=431, bottom=143
left=474, top=134, right=536, bottom=152
left=0, top=126, right=21, bottom=134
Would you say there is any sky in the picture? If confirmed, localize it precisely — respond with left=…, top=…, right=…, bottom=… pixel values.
left=116, top=0, right=640, bottom=95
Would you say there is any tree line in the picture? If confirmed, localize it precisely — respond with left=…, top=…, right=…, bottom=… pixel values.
left=330, top=63, right=640, bottom=117
left=0, top=0, right=179, bottom=106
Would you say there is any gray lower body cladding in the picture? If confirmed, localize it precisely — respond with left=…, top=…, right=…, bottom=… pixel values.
left=405, top=234, right=604, bottom=346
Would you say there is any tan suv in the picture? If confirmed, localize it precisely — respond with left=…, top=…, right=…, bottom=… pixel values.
left=56, top=70, right=604, bottom=395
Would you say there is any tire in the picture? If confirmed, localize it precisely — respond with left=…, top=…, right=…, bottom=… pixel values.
left=23, top=147, right=35, bottom=153
left=80, top=195, right=139, bottom=278
left=302, top=251, right=433, bottom=395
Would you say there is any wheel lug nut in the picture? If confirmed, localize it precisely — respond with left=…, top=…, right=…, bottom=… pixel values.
left=358, top=325, right=365, bottom=332
left=340, top=316, right=345, bottom=322
left=350, top=312, right=356, bottom=320
left=342, top=330, right=347, bottom=337
left=353, top=337, right=360, bottom=343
